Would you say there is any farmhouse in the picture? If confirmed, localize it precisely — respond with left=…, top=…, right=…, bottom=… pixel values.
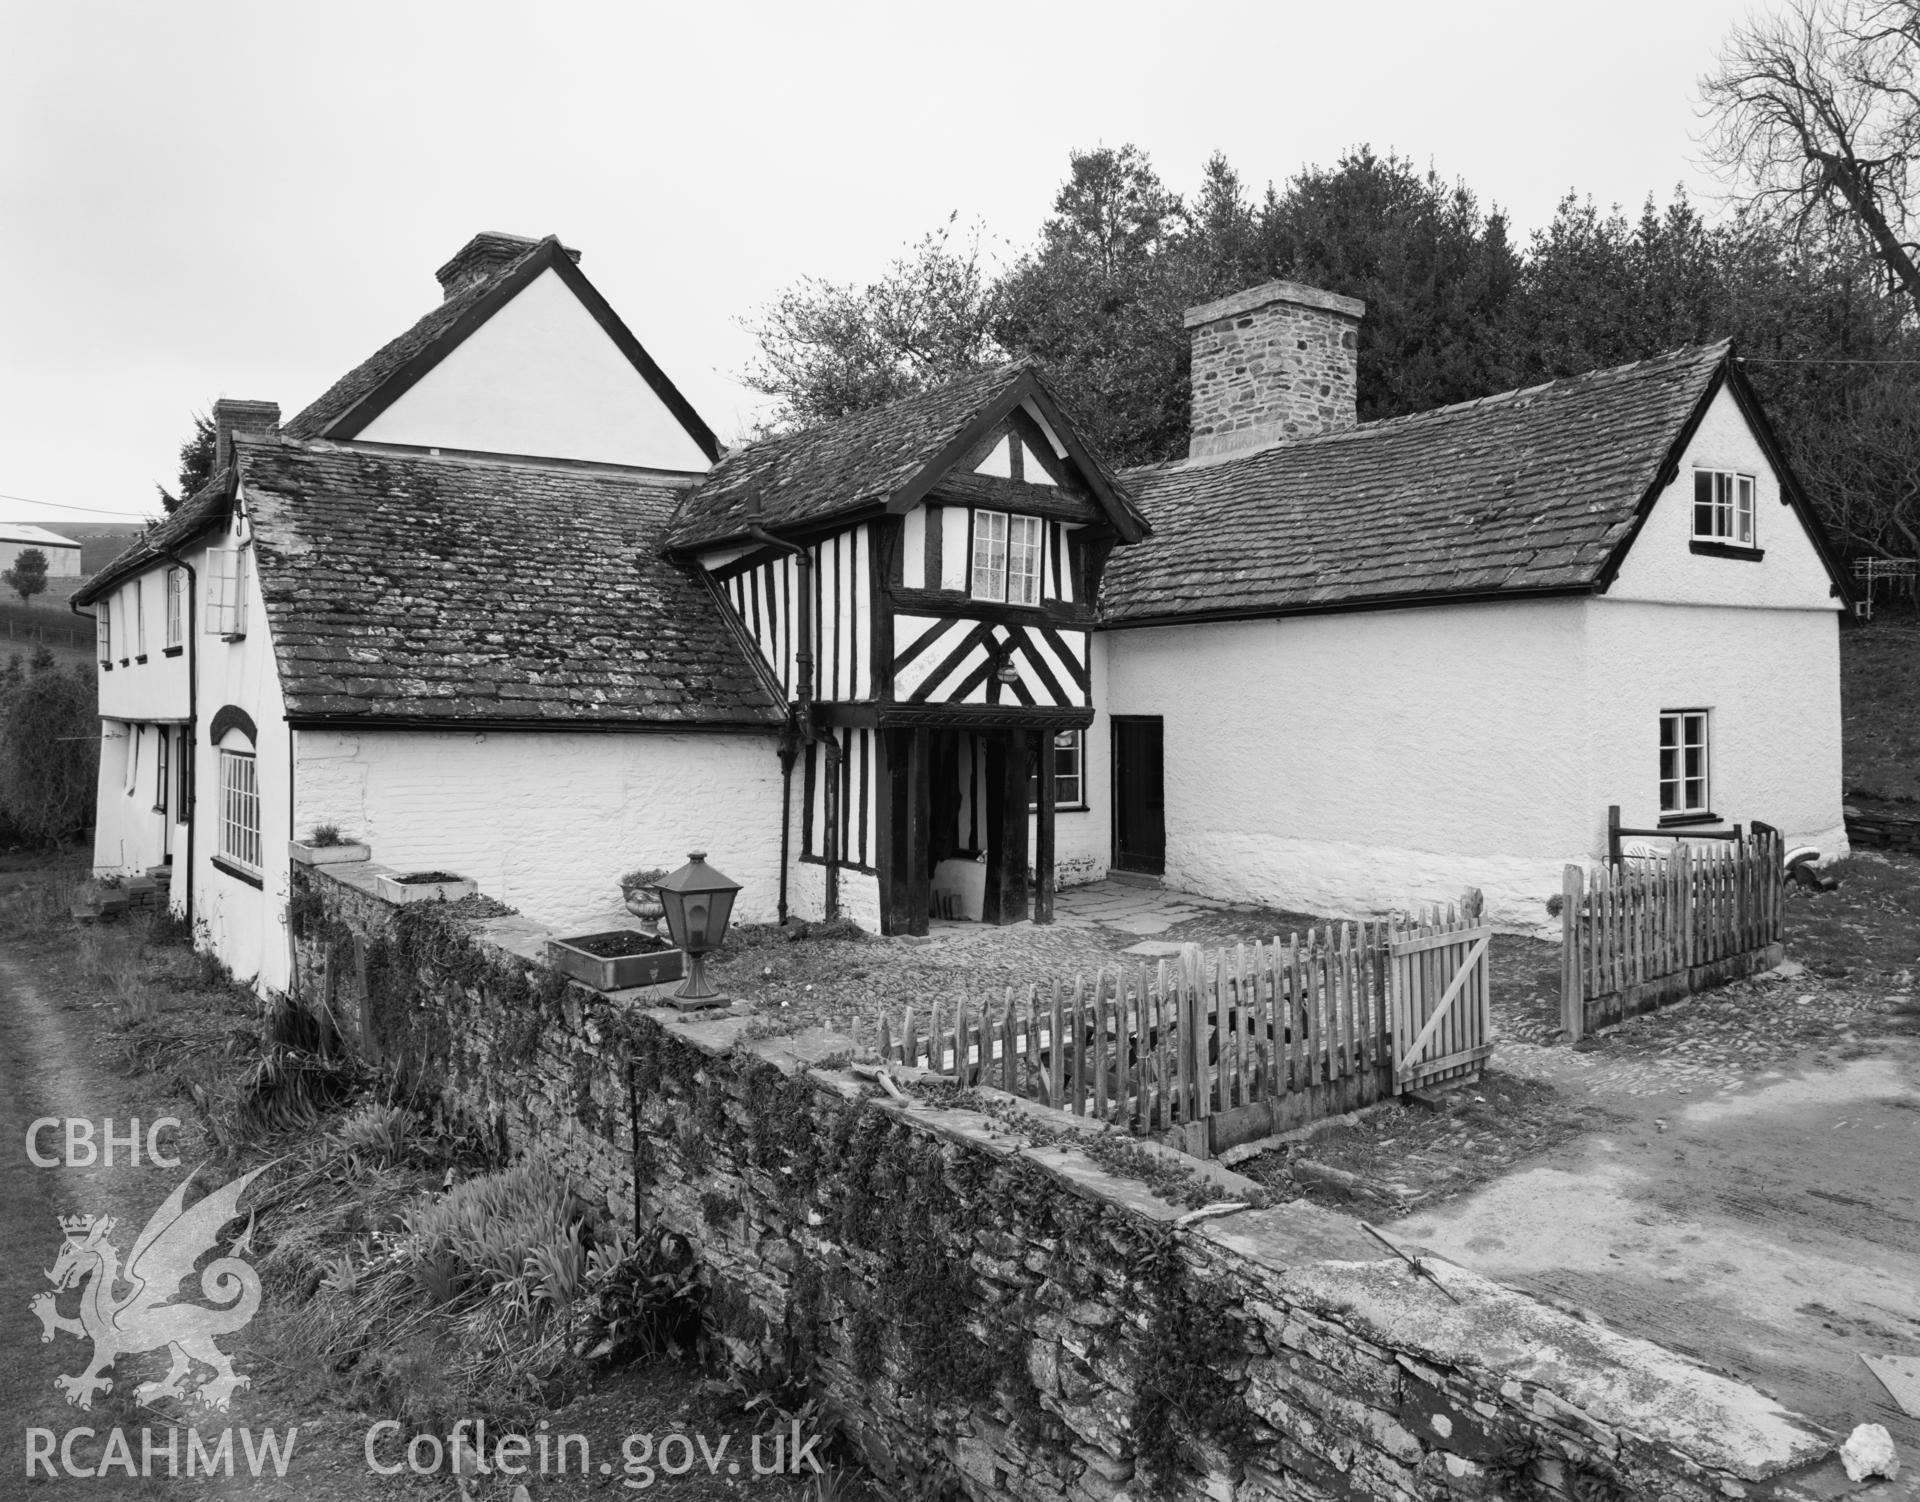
left=77, top=232, right=1852, bottom=989
left=0, top=523, right=82, bottom=578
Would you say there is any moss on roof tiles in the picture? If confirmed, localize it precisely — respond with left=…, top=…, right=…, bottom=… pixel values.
left=236, top=439, right=781, bottom=725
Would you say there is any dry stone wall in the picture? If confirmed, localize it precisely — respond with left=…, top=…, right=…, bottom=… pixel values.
left=289, top=864, right=1834, bottom=1502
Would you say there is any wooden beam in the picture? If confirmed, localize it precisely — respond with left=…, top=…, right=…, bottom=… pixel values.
left=908, top=727, right=931, bottom=937
left=983, top=730, right=1030, bottom=925
left=1034, top=729, right=1056, bottom=926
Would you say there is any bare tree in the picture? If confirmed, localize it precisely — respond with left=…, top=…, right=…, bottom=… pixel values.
left=1702, top=0, right=1920, bottom=306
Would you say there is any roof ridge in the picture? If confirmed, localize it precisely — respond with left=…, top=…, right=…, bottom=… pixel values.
left=1127, top=339, right=1731, bottom=479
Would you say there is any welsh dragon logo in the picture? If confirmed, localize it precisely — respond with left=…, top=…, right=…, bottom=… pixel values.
left=30, top=1164, right=269, bottom=1412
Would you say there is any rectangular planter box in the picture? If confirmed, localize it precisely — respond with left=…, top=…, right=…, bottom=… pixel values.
left=290, top=840, right=372, bottom=867
left=374, top=872, right=477, bottom=905
left=547, top=932, right=685, bottom=992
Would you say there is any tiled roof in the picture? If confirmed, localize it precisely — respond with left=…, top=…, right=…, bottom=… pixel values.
left=72, top=476, right=235, bottom=607
left=279, top=241, right=548, bottom=441
left=1099, top=342, right=1730, bottom=624
left=237, top=440, right=782, bottom=725
left=667, top=363, right=1037, bottom=550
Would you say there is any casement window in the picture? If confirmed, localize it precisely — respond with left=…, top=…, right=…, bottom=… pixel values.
left=175, top=732, right=191, bottom=820
left=1659, top=710, right=1710, bottom=817
left=96, top=601, right=111, bottom=664
left=1693, top=471, right=1756, bottom=547
left=971, top=511, right=1043, bottom=607
left=218, top=749, right=261, bottom=871
left=133, top=581, right=146, bottom=658
left=1027, top=729, right=1084, bottom=809
left=165, top=568, right=185, bottom=649
left=153, top=731, right=169, bottom=815
left=124, top=726, right=140, bottom=797
left=205, top=547, right=250, bottom=638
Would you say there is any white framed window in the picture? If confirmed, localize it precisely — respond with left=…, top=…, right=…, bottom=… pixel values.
left=205, top=547, right=250, bottom=637
left=218, top=749, right=261, bottom=871
left=1027, top=730, right=1084, bottom=809
left=1659, top=710, right=1710, bottom=817
left=96, top=601, right=111, bottom=664
left=165, top=568, right=185, bottom=648
left=1693, top=471, right=1755, bottom=547
left=133, top=580, right=146, bottom=657
left=153, top=731, right=169, bottom=815
left=970, top=510, right=1042, bottom=606
left=124, top=725, right=140, bottom=797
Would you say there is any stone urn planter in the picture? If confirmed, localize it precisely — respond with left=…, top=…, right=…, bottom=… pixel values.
left=374, top=871, right=476, bottom=905
left=618, top=867, right=670, bottom=938
left=547, top=930, right=685, bottom=992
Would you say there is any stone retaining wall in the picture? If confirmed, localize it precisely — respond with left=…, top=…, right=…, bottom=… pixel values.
left=289, top=863, right=1835, bottom=1501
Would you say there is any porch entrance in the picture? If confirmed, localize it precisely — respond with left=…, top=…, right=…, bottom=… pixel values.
left=876, top=715, right=1084, bottom=936
left=1111, top=715, right=1164, bottom=876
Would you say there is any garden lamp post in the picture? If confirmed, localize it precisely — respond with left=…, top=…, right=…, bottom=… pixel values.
left=653, top=852, right=741, bottom=1008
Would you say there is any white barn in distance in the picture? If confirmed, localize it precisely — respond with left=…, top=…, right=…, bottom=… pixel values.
left=0, top=524, right=82, bottom=577
left=76, top=232, right=1852, bottom=990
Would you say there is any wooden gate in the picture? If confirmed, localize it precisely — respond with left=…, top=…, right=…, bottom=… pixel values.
left=1390, top=921, right=1492, bottom=1093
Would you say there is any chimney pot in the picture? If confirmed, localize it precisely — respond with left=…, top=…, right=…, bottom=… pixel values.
left=433, top=231, right=580, bottom=301
left=212, top=398, right=280, bottom=475
left=1184, top=280, right=1365, bottom=458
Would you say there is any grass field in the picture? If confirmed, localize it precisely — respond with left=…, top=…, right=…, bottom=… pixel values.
left=1840, top=617, right=1920, bottom=808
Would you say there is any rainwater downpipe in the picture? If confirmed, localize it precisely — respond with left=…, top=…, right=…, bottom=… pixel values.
left=745, top=520, right=838, bottom=922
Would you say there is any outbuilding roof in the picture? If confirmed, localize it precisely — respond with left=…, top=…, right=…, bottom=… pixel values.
left=0, top=524, right=80, bottom=549
left=235, top=440, right=781, bottom=727
left=667, top=361, right=1146, bottom=550
left=1100, top=341, right=1788, bottom=625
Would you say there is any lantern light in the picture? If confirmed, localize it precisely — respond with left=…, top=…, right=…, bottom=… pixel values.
left=653, top=851, right=741, bottom=1008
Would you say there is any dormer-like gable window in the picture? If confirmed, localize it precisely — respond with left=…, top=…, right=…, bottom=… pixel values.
left=971, top=511, right=1042, bottom=607
left=1694, top=471, right=1755, bottom=548
left=206, top=546, right=250, bottom=639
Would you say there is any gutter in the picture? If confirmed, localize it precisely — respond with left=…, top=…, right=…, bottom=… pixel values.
left=1094, top=582, right=1596, bottom=632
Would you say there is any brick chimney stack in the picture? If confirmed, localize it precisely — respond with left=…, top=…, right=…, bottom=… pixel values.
left=433, top=231, right=581, bottom=301
left=211, top=399, right=280, bottom=475
left=1184, top=280, right=1365, bottom=458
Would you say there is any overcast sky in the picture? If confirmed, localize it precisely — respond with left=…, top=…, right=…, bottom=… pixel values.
left=1, top=0, right=1751, bottom=527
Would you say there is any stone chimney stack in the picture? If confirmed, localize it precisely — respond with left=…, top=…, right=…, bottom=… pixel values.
left=433, top=231, right=580, bottom=300
left=212, top=398, right=280, bottom=474
left=1184, top=280, right=1365, bottom=458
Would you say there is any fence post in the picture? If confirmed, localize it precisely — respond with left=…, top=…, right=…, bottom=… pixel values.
left=1561, top=864, right=1585, bottom=1042
left=1607, top=804, right=1622, bottom=867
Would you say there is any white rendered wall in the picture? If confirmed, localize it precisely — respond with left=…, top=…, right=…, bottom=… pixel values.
left=291, top=727, right=788, bottom=936
left=1103, top=601, right=1593, bottom=929
left=1585, top=600, right=1845, bottom=859
left=194, top=511, right=293, bottom=997
left=354, top=268, right=712, bottom=472
left=1608, top=385, right=1838, bottom=612
left=90, top=722, right=171, bottom=876
left=96, top=567, right=192, bottom=723
left=1028, top=632, right=1109, bottom=888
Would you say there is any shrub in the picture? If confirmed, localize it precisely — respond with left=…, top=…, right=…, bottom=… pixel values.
left=0, top=658, right=97, bottom=843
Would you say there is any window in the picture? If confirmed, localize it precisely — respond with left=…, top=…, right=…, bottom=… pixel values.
left=205, top=547, right=250, bottom=637
left=1027, top=729, right=1084, bottom=809
left=153, top=731, right=169, bottom=815
left=96, top=601, right=111, bottom=664
left=1659, top=711, right=1710, bottom=817
left=218, top=749, right=261, bottom=871
left=124, top=726, right=140, bottom=797
left=165, top=568, right=185, bottom=648
left=175, top=732, right=191, bottom=820
left=1693, top=471, right=1755, bottom=547
left=971, top=511, right=1043, bottom=607
left=133, top=580, right=146, bottom=658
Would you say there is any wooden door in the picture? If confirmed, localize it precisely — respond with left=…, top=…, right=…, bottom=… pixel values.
left=1111, top=716, right=1164, bottom=875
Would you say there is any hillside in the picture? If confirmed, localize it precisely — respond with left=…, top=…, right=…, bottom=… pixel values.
left=1842, top=618, right=1920, bottom=809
